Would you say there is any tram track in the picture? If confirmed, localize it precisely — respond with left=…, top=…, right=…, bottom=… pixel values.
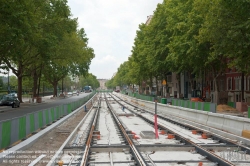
left=22, top=92, right=248, bottom=166
left=48, top=93, right=148, bottom=166
left=111, top=93, right=250, bottom=166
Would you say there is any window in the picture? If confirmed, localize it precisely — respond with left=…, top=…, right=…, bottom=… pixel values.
left=188, top=82, right=191, bottom=93
left=227, top=77, right=232, bottom=90
left=210, top=80, right=214, bottom=91
left=248, top=77, right=250, bottom=91
left=220, top=79, right=225, bottom=91
left=167, top=75, right=172, bottom=82
left=235, top=77, right=241, bottom=90
left=236, top=94, right=239, bottom=102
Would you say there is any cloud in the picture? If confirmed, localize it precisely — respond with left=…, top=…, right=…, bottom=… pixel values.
left=93, top=54, right=120, bottom=65
left=68, top=0, right=163, bottom=79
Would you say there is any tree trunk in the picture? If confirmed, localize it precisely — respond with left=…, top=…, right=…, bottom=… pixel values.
left=37, top=66, right=42, bottom=96
left=17, top=62, right=23, bottom=103
left=156, top=76, right=159, bottom=96
left=165, top=75, right=168, bottom=98
left=242, top=72, right=244, bottom=101
left=61, top=77, right=64, bottom=94
left=149, top=76, right=153, bottom=95
left=17, top=76, right=23, bottom=103
left=138, top=80, right=140, bottom=94
left=177, top=73, right=181, bottom=98
left=53, top=83, right=57, bottom=97
left=32, top=71, right=38, bottom=98
left=214, top=77, right=219, bottom=104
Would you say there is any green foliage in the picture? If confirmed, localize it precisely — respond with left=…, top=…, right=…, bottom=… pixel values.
left=0, top=77, right=4, bottom=90
left=105, top=78, right=114, bottom=89
left=79, top=73, right=100, bottom=90
left=0, top=0, right=95, bottom=98
left=112, top=0, right=250, bottom=90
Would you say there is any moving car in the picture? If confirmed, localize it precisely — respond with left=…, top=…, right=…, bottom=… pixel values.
left=0, top=94, right=20, bottom=108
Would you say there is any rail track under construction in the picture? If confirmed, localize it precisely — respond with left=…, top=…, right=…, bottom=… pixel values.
left=43, top=92, right=250, bottom=166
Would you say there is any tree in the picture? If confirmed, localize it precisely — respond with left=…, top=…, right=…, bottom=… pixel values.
left=145, top=2, right=171, bottom=96
left=0, top=77, right=4, bottom=90
left=79, top=73, right=100, bottom=90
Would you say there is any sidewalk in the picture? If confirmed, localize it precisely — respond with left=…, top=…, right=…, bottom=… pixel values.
left=22, top=95, right=66, bottom=104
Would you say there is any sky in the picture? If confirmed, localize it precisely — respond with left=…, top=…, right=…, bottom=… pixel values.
left=67, top=0, right=163, bottom=79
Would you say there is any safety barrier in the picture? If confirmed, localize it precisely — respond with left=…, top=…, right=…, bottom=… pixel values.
left=0, top=92, right=95, bottom=150
left=249, top=106, right=250, bottom=118
left=169, top=99, right=217, bottom=113
left=117, top=93, right=250, bottom=140
left=222, top=115, right=246, bottom=136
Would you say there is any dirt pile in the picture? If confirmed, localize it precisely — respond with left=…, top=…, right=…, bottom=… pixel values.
left=217, top=104, right=241, bottom=114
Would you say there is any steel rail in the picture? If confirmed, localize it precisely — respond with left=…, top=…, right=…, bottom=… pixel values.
left=111, top=93, right=235, bottom=166
left=79, top=96, right=102, bottom=166
left=113, top=93, right=250, bottom=153
left=104, top=93, right=148, bottom=166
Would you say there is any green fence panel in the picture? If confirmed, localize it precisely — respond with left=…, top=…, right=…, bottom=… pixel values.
left=67, top=104, right=71, bottom=114
left=181, top=100, right=185, bottom=107
left=248, top=107, right=250, bottom=118
left=56, top=107, right=60, bottom=119
left=178, top=100, right=181, bottom=106
left=18, top=116, right=26, bottom=140
left=50, top=108, right=55, bottom=122
left=61, top=105, right=64, bottom=116
left=172, top=99, right=175, bottom=106
left=203, top=103, right=210, bottom=112
left=186, top=101, right=190, bottom=108
left=45, top=110, right=49, bottom=124
left=29, top=114, right=35, bottom=133
left=191, top=102, right=195, bottom=109
left=1, top=121, right=11, bottom=149
left=38, top=111, right=43, bottom=128
left=197, top=102, right=202, bottom=110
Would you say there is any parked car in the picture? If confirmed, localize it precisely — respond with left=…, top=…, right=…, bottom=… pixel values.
left=7, top=93, right=17, bottom=97
left=67, top=92, right=73, bottom=96
left=0, top=95, right=20, bottom=108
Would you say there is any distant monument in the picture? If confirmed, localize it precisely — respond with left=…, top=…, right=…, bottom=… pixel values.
left=97, top=79, right=109, bottom=90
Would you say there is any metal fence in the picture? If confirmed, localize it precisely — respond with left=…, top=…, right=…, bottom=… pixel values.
left=0, top=92, right=95, bottom=150
left=122, top=91, right=216, bottom=113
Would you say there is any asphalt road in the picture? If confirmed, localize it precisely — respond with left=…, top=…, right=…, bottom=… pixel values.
left=0, top=93, right=90, bottom=122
